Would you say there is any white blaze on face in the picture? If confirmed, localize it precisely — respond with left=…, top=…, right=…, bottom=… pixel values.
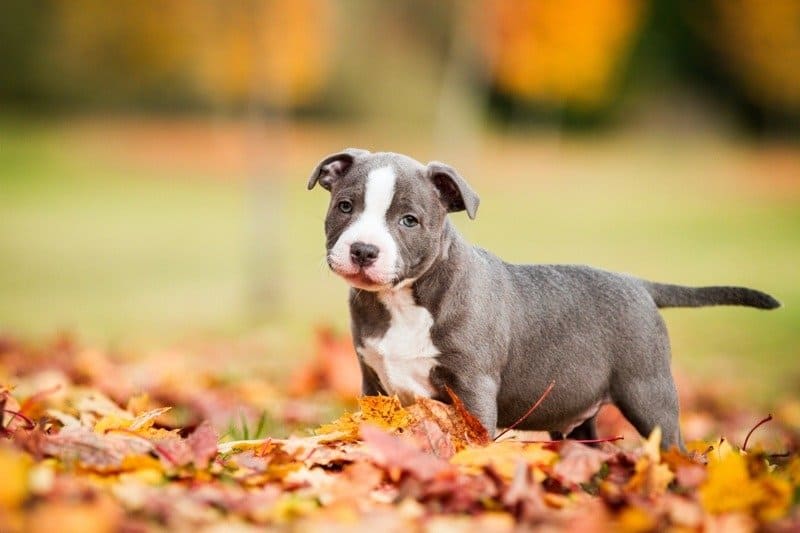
left=330, top=165, right=399, bottom=286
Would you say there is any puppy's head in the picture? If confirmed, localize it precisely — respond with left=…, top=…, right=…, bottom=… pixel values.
left=308, top=149, right=479, bottom=291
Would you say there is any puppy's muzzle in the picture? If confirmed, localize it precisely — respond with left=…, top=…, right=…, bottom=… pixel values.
left=350, top=242, right=379, bottom=267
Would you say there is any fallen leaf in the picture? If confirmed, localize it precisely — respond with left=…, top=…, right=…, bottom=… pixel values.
left=552, top=440, right=613, bottom=486
left=0, top=446, right=31, bottom=509
left=361, top=424, right=451, bottom=482
left=186, top=420, right=218, bottom=467
left=450, top=441, right=557, bottom=481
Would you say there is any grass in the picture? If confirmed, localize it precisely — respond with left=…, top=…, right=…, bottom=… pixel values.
left=0, top=116, right=798, bottom=400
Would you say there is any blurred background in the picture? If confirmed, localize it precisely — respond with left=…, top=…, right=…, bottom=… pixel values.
left=1, top=0, right=798, bottom=400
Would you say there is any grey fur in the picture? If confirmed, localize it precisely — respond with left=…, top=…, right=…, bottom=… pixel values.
left=308, top=149, right=780, bottom=450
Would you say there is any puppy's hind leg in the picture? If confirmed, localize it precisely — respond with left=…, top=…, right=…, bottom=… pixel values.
left=611, top=376, right=684, bottom=451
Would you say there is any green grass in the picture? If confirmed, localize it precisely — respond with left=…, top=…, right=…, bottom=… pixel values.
left=1, top=117, right=798, bottom=400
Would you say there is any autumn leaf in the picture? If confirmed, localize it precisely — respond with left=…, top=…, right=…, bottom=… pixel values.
left=0, top=446, right=31, bottom=509
left=625, top=428, right=675, bottom=497
left=2, top=334, right=799, bottom=530
left=406, top=396, right=488, bottom=451
left=315, top=395, right=411, bottom=441
left=699, top=440, right=792, bottom=521
left=552, top=440, right=613, bottom=487
left=361, top=424, right=451, bottom=482
left=450, top=441, right=557, bottom=482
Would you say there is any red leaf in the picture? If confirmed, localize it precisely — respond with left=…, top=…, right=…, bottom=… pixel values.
left=186, top=420, right=218, bottom=468
left=360, top=424, right=451, bottom=482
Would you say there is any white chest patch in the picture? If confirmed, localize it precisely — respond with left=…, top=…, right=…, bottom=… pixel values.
left=358, top=288, right=439, bottom=405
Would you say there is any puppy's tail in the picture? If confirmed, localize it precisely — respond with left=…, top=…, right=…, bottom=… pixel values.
left=644, top=282, right=780, bottom=310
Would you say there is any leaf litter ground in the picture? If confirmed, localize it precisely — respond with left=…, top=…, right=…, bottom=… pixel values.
left=1, top=331, right=799, bottom=532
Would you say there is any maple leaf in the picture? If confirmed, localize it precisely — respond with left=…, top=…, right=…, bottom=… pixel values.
left=360, top=424, right=451, bottom=482
left=502, top=460, right=548, bottom=522
left=406, top=396, right=488, bottom=451
left=314, top=395, right=411, bottom=441
left=450, top=441, right=557, bottom=482
left=39, top=427, right=154, bottom=472
left=624, top=428, right=674, bottom=497
left=551, top=440, right=613, bottom=487
left=94, top=407, right=172, bottom=438
left=186, top=421, right=218, bottom=468
left=699, top=440, right=792, bottom=521
left=358, top=395, right=412, bottom=431
left=402, top=418, right=456, bottom=459
left=444, top=386, right=491, bottom=445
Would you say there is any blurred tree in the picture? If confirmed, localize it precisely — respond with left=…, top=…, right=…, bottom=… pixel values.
left=0, top=0, right=51, bottom=106
left=36, top=0, right=333, bottom=110
left=192, top=0, right=333, bottom=109
left=478, top=0, right=647, bottom=119
left=682, top=0, right=800, bottom=131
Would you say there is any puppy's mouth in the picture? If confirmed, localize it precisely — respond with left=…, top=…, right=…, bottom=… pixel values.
left=341, top=271, right=387, bottom=290
left=327, top=257, right=397, bottom=291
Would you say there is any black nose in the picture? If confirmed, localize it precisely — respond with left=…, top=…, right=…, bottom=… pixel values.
left=350, top=242, right=379, bottom=267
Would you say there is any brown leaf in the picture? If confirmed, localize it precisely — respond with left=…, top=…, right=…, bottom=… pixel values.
left=406, top=396, right=488, bottom=451
left=445, top=386, right=491, bottom=445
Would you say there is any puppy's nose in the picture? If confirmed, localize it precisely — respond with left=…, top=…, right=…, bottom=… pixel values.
left=350, top=242, right=379, bottom=267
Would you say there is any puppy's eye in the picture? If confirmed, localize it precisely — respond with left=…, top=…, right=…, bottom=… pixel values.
left=400, top=215, right=419, bottom=228
left=338, top=200, right=353, bottom=213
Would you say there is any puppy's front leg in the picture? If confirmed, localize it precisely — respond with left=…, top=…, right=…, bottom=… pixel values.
left=358, top=359, right=386, bottom=396
left=430, top=365, right=499, bottom=438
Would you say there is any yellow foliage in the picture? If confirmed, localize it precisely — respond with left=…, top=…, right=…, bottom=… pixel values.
left=125, top=393, right=151, bottom=416
left=315, top=395, right=412, bottom=440
left=49, top=0, right=333, bottom=108
left=625, top=427, right=674, bottom=496
left=616, top=506, right=656, bottom=533
left=478, top=0, right=646, bottom=108
left=357, top=396, right=412, bottom=431
left=94, top=407, right=172, bottom=439
left=450, top=441, right=556, bottom=481
left=691, top=0, right=800, bottom=111
left=0, top=448, right=31, bottom=509
left=699, top=440, right=792, bottom=521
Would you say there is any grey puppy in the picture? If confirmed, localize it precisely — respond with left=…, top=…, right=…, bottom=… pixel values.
left=307, top=148, right=780, bottom=449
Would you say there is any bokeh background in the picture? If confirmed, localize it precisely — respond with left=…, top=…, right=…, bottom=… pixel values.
left=1, top=0, right=798, bottom=400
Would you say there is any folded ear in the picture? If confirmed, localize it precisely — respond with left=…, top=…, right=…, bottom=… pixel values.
left=426, top=161, right=480, bottom=219
left=307, top=148, right=370, bottom=191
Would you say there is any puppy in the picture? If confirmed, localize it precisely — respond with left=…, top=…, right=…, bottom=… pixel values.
left=308, top=148, right=780, bottom=449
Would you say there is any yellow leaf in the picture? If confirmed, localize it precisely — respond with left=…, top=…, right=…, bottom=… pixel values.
left=357, top=396, right=411, bottom=431
left=125, top=393, right=151, bottom=416
left=93, top=414, right=132, bottom=434
left=269, top=494, right=320, bottom=524
left=700, top=446, right=764, bottom=515
left=314, top=396, right=411, bottom=441
left=626, top=457, right=674, bottom=497
left=315, top=411, right=360, bottom=441
left=785, top=455, right=800, bottom=485
left=450, top=441, right=557, bottom=481
left=642, top=426, right=662, bottom=463
left=94, top=407, right=171, bottom=436
left=0, top=447, right=31, bottom=509
left=119, top=455, right=164, bottom=474
left=616, top=506, right=656, bottom=533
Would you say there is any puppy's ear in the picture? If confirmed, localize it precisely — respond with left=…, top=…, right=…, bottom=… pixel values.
left=307, top=148, right=370, bottom=191
left=426, top=161, right=480, bottom=219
